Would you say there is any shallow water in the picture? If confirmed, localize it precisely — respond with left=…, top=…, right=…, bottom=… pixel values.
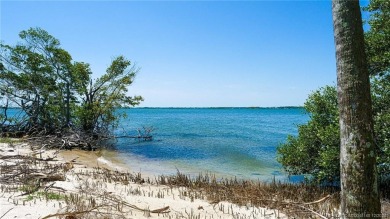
left=112, top=107, right=309, bottom=182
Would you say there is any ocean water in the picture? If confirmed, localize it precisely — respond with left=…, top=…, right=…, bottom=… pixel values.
left=112, top=107, right=309, bottom=182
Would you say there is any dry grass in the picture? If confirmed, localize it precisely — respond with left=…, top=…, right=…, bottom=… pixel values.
left=156, top=171, right=390, bottom=218
left=0, top=152, right=170, bottom=219
left=1, top=146, right=389, bottom=219
left=156, top=171, right=340, bottom=218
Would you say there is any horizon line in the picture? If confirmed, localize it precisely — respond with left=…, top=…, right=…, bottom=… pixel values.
left=130, top=106, right=304, bottom=109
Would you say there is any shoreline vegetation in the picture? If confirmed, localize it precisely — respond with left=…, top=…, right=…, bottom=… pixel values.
left=2, top=106, right=304, bottom=110
left=0, top=138, right=390, bottom=219
left=122, top=106, right=304, bottom=110
left=0, top=27, right=144, bottom=152
left=1, top=139, right=389, bottom=218
left=1, top=0, right=389, bottom=217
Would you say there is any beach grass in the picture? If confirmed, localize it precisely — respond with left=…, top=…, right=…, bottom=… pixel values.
left=0, top=137, right=21, bottom=144
left=1, top=142, right=389, bottom=219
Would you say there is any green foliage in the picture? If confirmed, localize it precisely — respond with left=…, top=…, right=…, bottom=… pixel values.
left=372, top=73, right=390, bottom=176
left=0, top=137, right=20, bottom=144
left=0, top=27, right=143, bottom=136
left=277, top=79, right=390, bottom=184
left=26, top=191, right=65, bottom=201
left=75, top=56, right=144, bottom=133
left=364, top=0, right=390, bottom=76
left=0, top=27, right=76, bottom=130
left=277, top=86, right=340, bottom=184
left=278, top=0, right=390, bottom=186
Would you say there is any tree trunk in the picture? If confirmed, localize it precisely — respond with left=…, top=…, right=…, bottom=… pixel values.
left=66, top=82, right=71, bottom=127
left=332, top=0, right=381, bottom=218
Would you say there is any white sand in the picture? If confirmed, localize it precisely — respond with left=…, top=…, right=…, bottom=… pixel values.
left=0, top=141, right=286, bottom=219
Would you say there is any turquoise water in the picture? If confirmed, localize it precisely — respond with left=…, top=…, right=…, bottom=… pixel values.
left=113, top=107, right=308, bottom=182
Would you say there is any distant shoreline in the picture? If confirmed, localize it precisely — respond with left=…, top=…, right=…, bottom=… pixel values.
left=3, top=106, right=304, bottom=110
left=127, top=106, right=305, bottom=109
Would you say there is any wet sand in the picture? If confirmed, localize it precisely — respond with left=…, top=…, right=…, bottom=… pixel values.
left=59, top=149, right=129, bottom=171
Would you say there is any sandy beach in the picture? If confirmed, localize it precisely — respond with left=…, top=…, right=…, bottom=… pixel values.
left=0, top=140, right=285, bottom=219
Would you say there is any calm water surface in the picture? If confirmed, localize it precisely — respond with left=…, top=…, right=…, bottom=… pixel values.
left=111, top=108, right=308, bottom=182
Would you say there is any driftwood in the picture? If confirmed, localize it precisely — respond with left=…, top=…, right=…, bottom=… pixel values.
left=0, top=153, right=65, bottom=185
left=151, top=206, right=170, bottom=213
left=26, top=133, right=96, bottom=151
left=1, top=144, right=170, bottom=219
left=2, top=125, right=155, bottom=152
left=0, top=207, right=14, bottom=219
left=41, top=206, right=105, bottom=219
left=41, top=204, right=170, bottom=219
left=103, top=194, right=170, bottom=214
left=115, top=126, right=155, bottom=141
left=24, top=126, right=155, bottom=151
left=0, top=131, right=25, bottom=138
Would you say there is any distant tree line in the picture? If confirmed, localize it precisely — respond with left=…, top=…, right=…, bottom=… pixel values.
left=0, top=28, right=143, bottom=144
left=277, top=0, right=389, bottom=192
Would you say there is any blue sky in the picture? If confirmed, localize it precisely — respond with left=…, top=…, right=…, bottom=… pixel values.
left=0, top=1, right=369, bottom=107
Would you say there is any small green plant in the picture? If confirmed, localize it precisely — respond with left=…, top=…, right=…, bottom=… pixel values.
left=26, top=194, right=35, bottom=201
left=19, top=184, right=36, bottom=194
left=25, top=191, right=65, bottom=201
left=0, top=137, right=20, bottom=144
left=43, top=191, right=65, bottom=200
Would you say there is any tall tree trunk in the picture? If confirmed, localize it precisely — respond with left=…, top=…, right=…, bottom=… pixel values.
left=332, top=0, right=381, bottom=218
left=66, top=82, right=71, bottom=127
